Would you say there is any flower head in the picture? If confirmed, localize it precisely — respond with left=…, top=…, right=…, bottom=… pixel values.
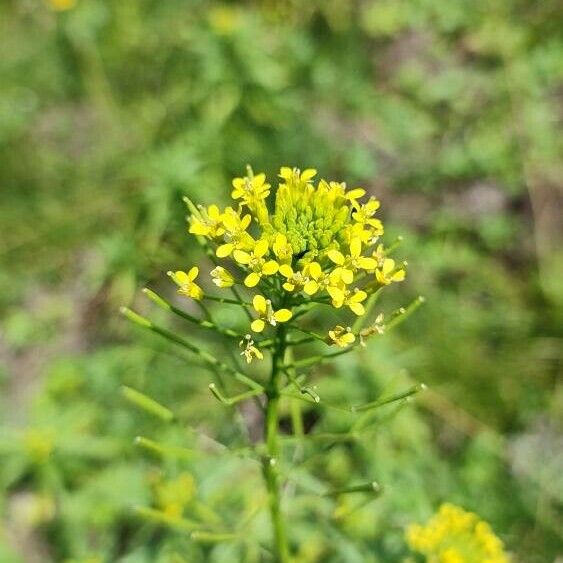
left=250, top=295, right=292, bottom=333
left=177, top=165, right=408, bottom=338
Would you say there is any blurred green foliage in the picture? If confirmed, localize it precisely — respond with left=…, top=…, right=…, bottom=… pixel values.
left=1, top=0, right=562, bottom=561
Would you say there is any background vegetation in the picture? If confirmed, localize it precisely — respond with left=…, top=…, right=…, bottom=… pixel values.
left=1, top=0, right=562, bottom=561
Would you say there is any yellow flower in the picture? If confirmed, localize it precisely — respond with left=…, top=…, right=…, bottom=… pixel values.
left=210, top=266, right=235, bottom=288
left=216, top=207, right=254, bottom=257
left=279, top=264, right=308, bottom=292
left=168, top=267, right=203, bottom=300
left=352, top=197, right=383, bottom=232
left=327, top=325, right=356, bottom=347
left=231, top=172, right=270, bottom=207
left=375, top=258, right=406, bottom=285
left=250, top=295, right=292, bottom=332
left=327, top=286, right=367, bottom=316
left=327, top=238, right=378, bottom=284
left=322, top=180, right=366, bottom=204
left=406, top=504, right=510, bottom=563
left=233, top=239, right=279, bottom=287
left=372, top=243, right=386, bottom=265
left=344, top=221, right=379, bottom=245
left=239, top=335, right=264, bottom=363
left=302, top=262, right=331, bottom=296
left=189, top=205, right=225, bottom=238
left=272, top=233, right=293, bottom=264
left=279, top=167, right=317, bottom=184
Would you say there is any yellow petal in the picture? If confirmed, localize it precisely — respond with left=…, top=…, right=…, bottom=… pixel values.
left=252, top=294, right=267, bottom=314
left=262, top=261, right=279, bottom=276
left=349, top=302, right=365, bottom=316
left=327, top=249, right=345, bottom=265
left=222, top=212, right=238, bottom=232
left=375, top=270, right=388, bottom=285
left=307, top=262, right=321, bottom=279
left=251, top=319, right=265, bottom=333
left=188, top=267, right=199, bottom=281
left=327, top=285, right=344, bottom=302
left=283, top=282, right=295, bottom=292
left=172, top=271, right=189, bottom=285
left=241, top=214, right=252, bottom=230
left=254, top=239, right=268, bottom=258
left=189, top=222, right=210, bottom=236
left=350, top=238, right=361, bottom=258
left=303, top=280, right=319, bottom=296
left=279, top=264, right=293, bottom=278
left=301, top=168, right=317, bottom=181
left=358, top=257, right=377, bottom=270
left=208, top=205, right=220, bottom=219
left=273, top=309, right=292, bottom=323
left=253, top=173, right=266, bottom=186
left=343, top=333, right=356, bottom=344
left=347, top=188, right=365, bottom=200
left=216, top=243, right=234, bottom=258
left=279, top=166, right=292, bottom=179
left=341, top=269, right=354, bottom=285
left=233, top=250, right=251, bottom=264
left=392, top=269, right=406, bottom=282
left=383, top=258, right=395, bottom=274
left=189, top=284, right=203, bottom=300
left=245, top=272, right=261, bottom=287
left=352, top=290, right=367, bottom=303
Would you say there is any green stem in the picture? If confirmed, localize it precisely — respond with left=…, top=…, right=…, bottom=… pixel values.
left=263, top=325, right=290, bottom=562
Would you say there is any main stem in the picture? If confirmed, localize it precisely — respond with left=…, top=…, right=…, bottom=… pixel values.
left=263, top=325, right=290, bottom=562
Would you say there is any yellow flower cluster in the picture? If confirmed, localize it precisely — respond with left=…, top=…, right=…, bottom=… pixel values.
left=170, top=166, right=406, bottom=357
left=406, top=504, right=510, bottom=563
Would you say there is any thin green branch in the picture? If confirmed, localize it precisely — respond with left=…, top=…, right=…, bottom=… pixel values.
left=121, top=386, right=174, bottom=422
left=208, top=383, right=263, bottom=406
left=323, top=481, right=382, bottom=497
left=120, top=307, right=263, bottom=392
left=142, top=288, right=244, bottom=340
left=386, top=296, right=425, bottom=331
left=134, top=436, right=197, bottom=460
left=352, top=383, right=426, bottom=413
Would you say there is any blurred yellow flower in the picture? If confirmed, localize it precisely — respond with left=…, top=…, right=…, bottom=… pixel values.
left=328, top=325, right=355, bottom=347
left=239, top=335, right=264, bottom=363
left=47, top=0, right=76, bottom=11
left=210, top=266, right=235, bottom=288
left=406, top=504, right=510, bottom=563
left=375, top=257, right=405, bottom=285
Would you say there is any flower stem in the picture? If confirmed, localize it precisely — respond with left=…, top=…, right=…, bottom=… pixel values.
left=263, top=325, right=290, bottom=562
